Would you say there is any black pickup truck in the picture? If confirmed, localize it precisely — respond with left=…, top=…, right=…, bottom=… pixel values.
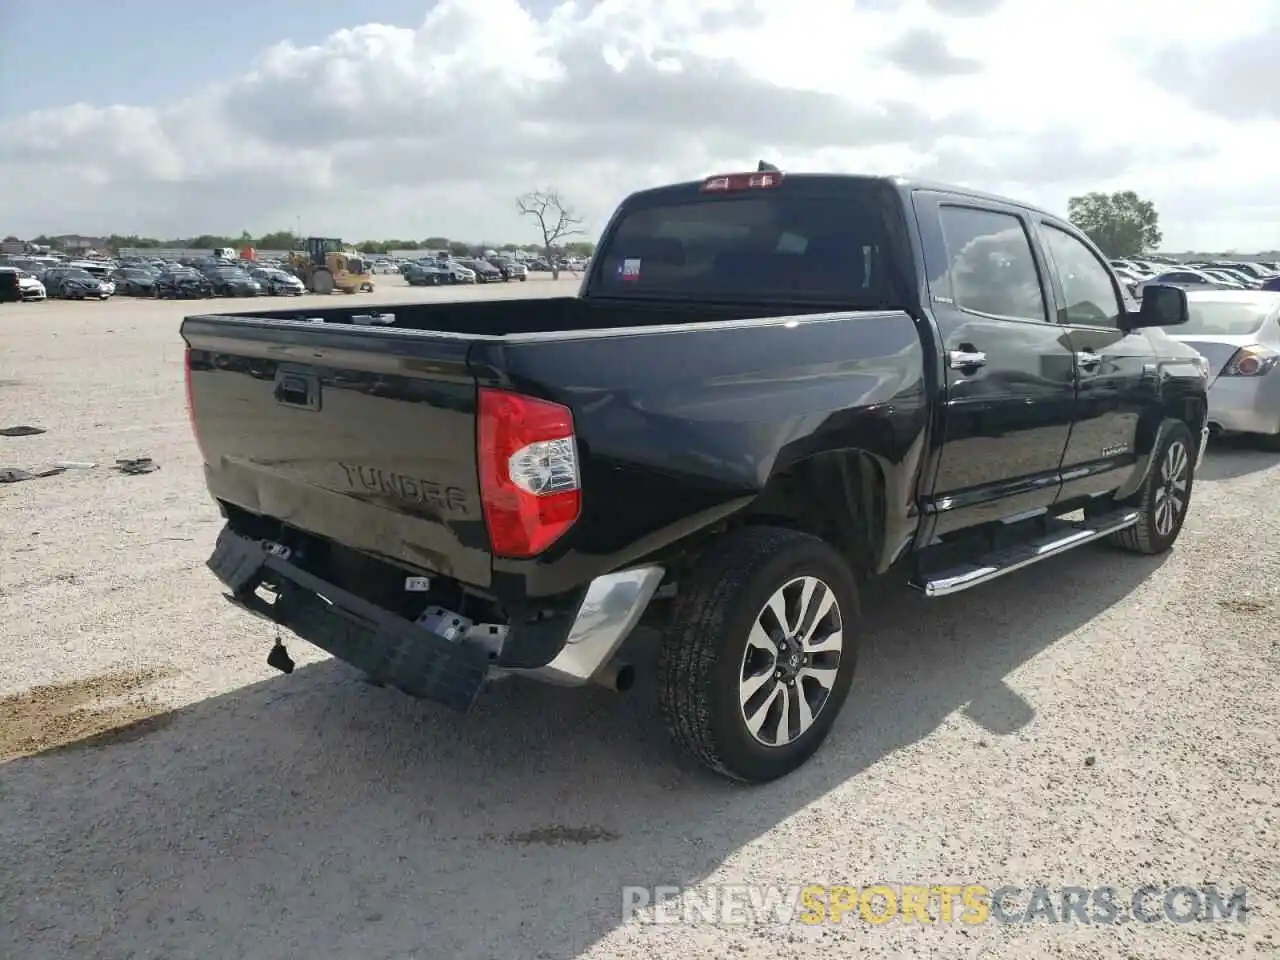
left=182, top=169, right=1210, bottom=783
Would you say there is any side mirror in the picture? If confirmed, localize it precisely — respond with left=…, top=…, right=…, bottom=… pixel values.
left=1126, top=283, right=1188, bottom=330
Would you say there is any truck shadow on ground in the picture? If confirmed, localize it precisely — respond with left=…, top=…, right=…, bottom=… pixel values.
left=1198, top=437, right=1278, bottom=481
left=1, top=546, right=1168, bottom=960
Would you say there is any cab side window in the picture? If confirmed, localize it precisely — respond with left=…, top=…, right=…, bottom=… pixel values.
left=937, top=206, right=1047, bottom=323
left=1041, top=225, right=1124, bottom=328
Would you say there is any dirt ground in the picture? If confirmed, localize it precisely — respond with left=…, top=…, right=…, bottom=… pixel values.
left=0, top=279, right=1276, bottom=960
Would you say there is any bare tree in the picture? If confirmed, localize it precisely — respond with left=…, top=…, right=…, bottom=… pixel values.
left=516, top=189, right=584, bottom=279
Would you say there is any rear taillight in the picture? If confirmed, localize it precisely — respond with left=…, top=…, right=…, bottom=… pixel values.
left=700, top=171, right=783, bottom=193
left=1221, top=346, right=1279, bottom=377
left=477, top=387, right=580, bottom=558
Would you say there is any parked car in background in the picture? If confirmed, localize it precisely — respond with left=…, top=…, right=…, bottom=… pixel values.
left=1207, top=261, right=1276, bottom=281
left=487, top=257, right=527, bottom=281
left=249, top=267, right=305, bottom=296
left=401, top=261, right=453, bottom=286
left=457, top=258, right=503, bottom=283
left=111, top=267, right=159, bottom=297
left=14, top=269, right=47, bottom=301
left=205, top=266, right=262, bottom=298
left=69, top=260, right=116, bottom=296
left=155, top=267, right=215, bottom=300
left=1162, top=290, right=1280, bottom=450
left=440, top=261, right=476, bottom=283
left=1205, top=267, right=1263, bottom=288
left=1143, top=268, right=1224, bottom=288
left=1199, top=270, right=1250, bottom=289
left=41, top=267, right=112, bottom=300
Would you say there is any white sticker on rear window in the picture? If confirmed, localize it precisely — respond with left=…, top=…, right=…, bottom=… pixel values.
left=620, top=258, right=641, bottom=280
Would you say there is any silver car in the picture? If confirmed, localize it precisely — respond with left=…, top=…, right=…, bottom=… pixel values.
left=1166, top=290, right=1280, bottom=449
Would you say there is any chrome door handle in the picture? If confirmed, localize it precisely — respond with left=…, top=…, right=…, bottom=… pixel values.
left=1076, top=351, right=1102, bottom=370
left=949, top=349, right=987, bottom=369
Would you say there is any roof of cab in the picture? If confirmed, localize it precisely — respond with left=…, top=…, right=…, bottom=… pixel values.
left=621, top=172, right=1063, bottom=222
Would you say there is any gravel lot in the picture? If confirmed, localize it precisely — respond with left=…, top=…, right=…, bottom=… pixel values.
left=1, top=278, right=1276, bottom=960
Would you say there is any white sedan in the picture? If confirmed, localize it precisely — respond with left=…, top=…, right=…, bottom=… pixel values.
left=1165, top=290, right=1280, bottom=449
left=17, top=270, right=46, bottom=301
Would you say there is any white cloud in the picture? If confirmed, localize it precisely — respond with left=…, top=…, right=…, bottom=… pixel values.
left=2, top=0, right=1278, bottom=250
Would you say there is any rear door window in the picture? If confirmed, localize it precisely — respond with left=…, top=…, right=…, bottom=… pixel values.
left=592, top=190, right=895, bottom=305
left=937, top=206, right=1047, bottom=323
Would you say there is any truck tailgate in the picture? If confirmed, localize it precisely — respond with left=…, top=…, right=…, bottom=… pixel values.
left=181, top=315, right=491, bottom=587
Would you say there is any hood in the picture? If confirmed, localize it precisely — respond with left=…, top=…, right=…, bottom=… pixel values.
left=18, top=276, right=42, bottom=289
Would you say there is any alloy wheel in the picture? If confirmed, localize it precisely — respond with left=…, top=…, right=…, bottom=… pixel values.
left=738, top=576, right=844, bottom=747
left=1154, top=439, right=1189, bottom=537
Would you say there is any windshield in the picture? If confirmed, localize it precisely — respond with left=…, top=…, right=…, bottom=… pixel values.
left=592, top=190, right=894, bottom=303
left=215, top=268, right=248, bottom=278
left=1177, top=299, right=1278, bottom=336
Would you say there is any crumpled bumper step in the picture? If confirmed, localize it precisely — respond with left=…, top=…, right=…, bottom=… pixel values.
left=208, top=526, right=490, bottom=711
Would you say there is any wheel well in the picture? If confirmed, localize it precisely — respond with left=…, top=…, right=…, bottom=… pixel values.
left=1167, top=394, right=1206, bottom=434
left=736, top=451, right=885, bottom=579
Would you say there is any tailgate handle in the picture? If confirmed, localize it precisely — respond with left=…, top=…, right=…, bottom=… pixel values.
left=274, top=371, right=321, bottom=410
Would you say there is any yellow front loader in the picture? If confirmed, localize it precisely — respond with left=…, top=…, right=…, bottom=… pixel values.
left=287, top=237, right=374, bottom=294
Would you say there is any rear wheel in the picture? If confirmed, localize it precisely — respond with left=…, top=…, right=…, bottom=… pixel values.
left=1109, top=420, right=1195, bottom=554
left=658, top=526, right=859, bottom=783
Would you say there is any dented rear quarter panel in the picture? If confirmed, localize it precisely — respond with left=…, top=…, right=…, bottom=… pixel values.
left=474, top=311, right=931, bottom=598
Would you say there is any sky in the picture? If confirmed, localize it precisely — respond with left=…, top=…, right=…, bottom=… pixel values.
left=1, top=0, right=1278, bottom=251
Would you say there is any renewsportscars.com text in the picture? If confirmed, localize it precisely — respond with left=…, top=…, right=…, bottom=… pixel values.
left=621, top=883, right=1249, bottom=926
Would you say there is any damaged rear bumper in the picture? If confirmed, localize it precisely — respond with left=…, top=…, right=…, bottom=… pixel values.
left=207, top=526, right=663, bottom=710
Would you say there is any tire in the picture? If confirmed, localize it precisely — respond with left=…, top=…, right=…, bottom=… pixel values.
left=657, top=525, right=859, bottom=783
left=311, top=269, right=335, bottom=295
left=1109, top=420, right=1195, bottom=555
